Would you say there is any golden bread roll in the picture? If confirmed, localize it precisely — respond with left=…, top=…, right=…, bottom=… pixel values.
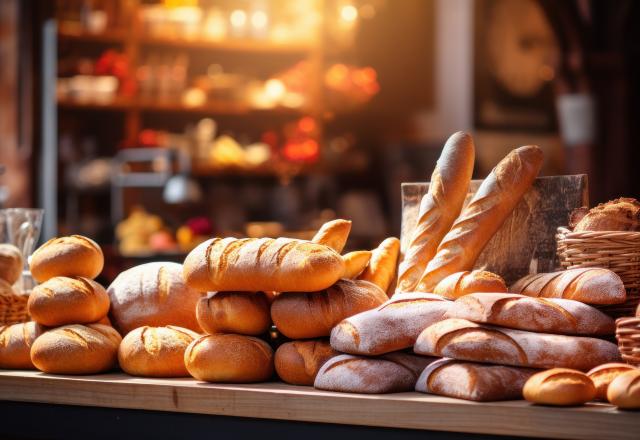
left=433, top=270, right=507, bottom=299
left=607, top=369, right=640, bottom=409
left=523, top=368, right=596, bottom=406
left=274, top=339, right=339, bottom=386
left=311, top=219, right=352, bottom=253
left=0, top=244, right=23, bottom=285
left=342, top=250, right=372, bottom=279
left=28, top=276, right=110, bottom=326
left=30, top=323, right=121, bottom=374
left=587, top=363, right=637, bottom=401
left=0, top=322, right=45, bottom=369
left=572, top=198, right=640, bottom=232
left=196, top=292, right=270, bottom=336
left=358, top=237, right=400, bottom=294
left=118, top=326, right=199, bottom=377
left=29, top=235, right=103, bottom=282
left=93, top=315, right=112, bottom=326
left=184, top=334, right=273, bottom=383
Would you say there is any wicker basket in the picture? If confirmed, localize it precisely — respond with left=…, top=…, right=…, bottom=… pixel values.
left=0, top=280, right=29, bottom=325
left=616, top=317, right=640, bottom=366
left=556, top=227, right=640, bottom=318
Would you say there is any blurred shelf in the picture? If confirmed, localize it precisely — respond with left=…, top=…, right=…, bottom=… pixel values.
left=139, top=36, right=315, bottom=54
left=191, top=161, right=366, bottom=178
left=57, top=29, right=126, bottom=44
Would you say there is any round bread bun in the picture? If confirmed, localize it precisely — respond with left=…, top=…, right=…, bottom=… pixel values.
left=196, top=292, right=270, bottom=336
left=587, top=363, right=637, bottom=401
left=0, top=321, right=45, bottom=369
left=0, top=244, right=23, bottom=285
left=107, top=262, right=203, bottom=334
left=30, top=323, right=121, bottom=374
left=30, top=235, right=104, bottom=283
left=118, top=326, right=200, bottom=377
left=274, top=339, right=339, bottom=385
left=28, top=276, right=110, bottom=326
left=607, top=369, right=640, bottom=408
left=523, top=368, right=596, bottom=406
left=184, top=334, right=273, bottom=383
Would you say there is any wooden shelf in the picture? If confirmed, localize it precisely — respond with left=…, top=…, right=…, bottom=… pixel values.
left=140, top=36, right=315, bottom=54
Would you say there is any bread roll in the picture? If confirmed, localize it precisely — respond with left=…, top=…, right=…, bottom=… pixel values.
left=414, top=318, right=621, bottom=370
left=0, top=244, right=23, bottom=285
left=587, top=363, right=636, bottom=401
left=358, top=237, right=400, bottom=294
left=107, top=262, right=203, bottom=334
left=271, top=279, right=387, bottom=339
left=118, top=326, right=199, bottom=377
left=29, top=235, right=103, bottom=282
left=330, top=293, right=451, bottom=356
left=572, top=198, right=640, bottom=232
left=314, top=352, right=437, bottom=394
left=416, top=358, right=537, bottom=401
left=184, top=334, right=273, bottom=383
left=183, top=237, right=345, bottom=293
left=0, top=322, right=45, bottom=369
left=417, top=146, right=544, bottom=292
left=196, top=292, right=270, bottom=336
left=523, top=368, right=596, bottom=406
left=311, top=219, right=352, bottom=253
left=342, top=251, right=371, bottom=279
left=607, top=369, right=640, bottom=409
left=274, top=339, right=339, bottom=386
left=397, top=132, right=475, bottom=292
left=28, top=276, right=110, bottom=327
left=30, top=324, right=121, bottom=374
left=433, top=270, right=507, bottom=299
left=511, top=268, right=626, bottom=305
left=445, top=293, right=615, bottom=335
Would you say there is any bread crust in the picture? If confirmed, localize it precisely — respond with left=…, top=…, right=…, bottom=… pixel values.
left=274, top=340, right=339, bottom=385
left=30, top=235, right=103, bottom=282
left=523, top=368, right=596, bottom=406
left=0, top=322, right=45, bottom=369
left=607, top=369, right=640, bottom=408
left=587, top=362, right=636, bottom=401
left=342, top=251, right=372, bottom=279
left=0, top=244, right=23, bottom=285
left=311, top=219, right=352, bottom=253
left=196, top=292, right=271, bottom=336
left=434, top=270, right=507, bottom=299
left=358, top=237, right=400, bottom=294
left=573, top=198, right=640, bottom=232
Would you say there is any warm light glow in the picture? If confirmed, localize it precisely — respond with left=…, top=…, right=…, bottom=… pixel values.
left=265, top=79, right=286, bottom=100
left=340, top=4, right=358, bottom=23
left=230, top=9, right=247, bottom=28
left=251, top=10, right=268, bottom=29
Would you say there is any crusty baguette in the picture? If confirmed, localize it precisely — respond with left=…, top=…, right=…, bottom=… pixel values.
left=183, top=237, right=345, bottom=293
left=417, top=145, right=544, bottom=292
left=196, top=291, right=271, bottom=336
left=342, top=251, right=372, bottom=279
left=510, top=268, right=626, bottom=305
left=433, top=270, right=507, bottom=300
left=523, top=368, right=596, bottom=406
left=358, top=237, right=400, bottom=294
left=0, top=322, right=45, bottom=369
left=274, top=339, right=339, bottom=386
left=311, top=219, right=352, bottom=253
left=330, top=292, right=451, bottom=356
left=414, top=318, right=621, bottom=370
left=445, top=292, right=615, bottom=335
left=397, top=132, right=475, bottom=292
left=586, top=363, right=636, bottom=401
left=607, top=369, right=640, bottom=408
left=415, top=358, right=537, bottom=401
left=29, top=235, right=103, bottom=282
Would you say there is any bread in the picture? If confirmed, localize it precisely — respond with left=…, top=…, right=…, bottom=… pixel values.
left=414, top=318, right=621, bottom=370
left=118, top=326, right=199, bottom=377
left=107, top=262, right=203, bottom=334
left=358, top=237, right=400, bottom=294
left=314, top=352, right=437, bottom=394
left=330, top=292, right=451, bottom=356
left=30, top=324, right=121, bottom=374
left=342, top=251, right=372, bottom=279
left=510, top=268, right=626, bottom=305
left=29, top=235, right=103, bottom=283
left=196, top=292, right=270, bottom=336
left=607, top=369, right=640, bottom=409
left=271, top=279, right=387, bottom=339
left=0, top=322, right=45, bottom=369
left=445, top=293, right=615, bottom=335
left=397, top=132, right=475, bottom=292
left=434, top=270, right=507, bottom=299
left=586, top=363, right=637, bottom=400
left=523, top=368, right=596, bottom=406
left=274, top=339, right=339, bottom=385
left=415, top=358, right=537, bottom=401
left=572, top=198, right=640, bottom=232
left=0, top=244, right=23, bottom=285
left=417, top=145, right=544, bottom=292
left=28, top=276, right=110, bottom=326
left=184, top=334, right=273, bottom=383
left=311, top=219, right=352, bottom=253
left=183, top=237, right=345, bottom=293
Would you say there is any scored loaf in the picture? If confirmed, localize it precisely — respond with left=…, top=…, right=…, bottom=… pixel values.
left=607, top=369, right=640, bottom=409
left=274, top=339, right=339, bottom=386
left=587, top=362, right=637, bottom=401
left=311, top=219, right=352, bottom=253
left=358, top=237, right=400, bottom=294
left=29, top=235, right=104, bottom=283
left=183, top=237, right=345, bottom=293
left=433, top=270, right=507, bottom=300
left=0, top=322, right=45, bottom=369
left=342, top=251, right=372, bottom=279
left=196, top=291, right=271, bottom=336
left=523, top=368, right=596, bottom=406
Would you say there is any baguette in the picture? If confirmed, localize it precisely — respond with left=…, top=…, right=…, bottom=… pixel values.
left=414, top=318, right=621, bottom=370
left=523, top=368, right=596, bottom=406
left=417, top=145, right=544, bottom=291
left=434, top=270, right=507, bottom=299
left=342, top=251, right=372, bottom=279
left=311, top=219, right=352, bottom=253
left=586, top=362, right=636, bottom=401
left=607, top=369, right=640, bottom=409
left=0, top=244, right=23, bottom=285
left=0, top=322, right=45, bottom=369
left=274, top=339, right=339, bottom=386
left=29, top=235, right=103, bottom=282
left=510, top=268, right=626, bottom=305
left=358, top=237, right=400, bottom=294
left=183, top=237, right=345, bottom=293
left=397, top=132, right=475, bottom=292
left=196, top=291, right=271, bottom=336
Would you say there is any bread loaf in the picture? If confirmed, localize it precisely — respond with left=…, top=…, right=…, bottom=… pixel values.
left=30, top=324, right=121, bottom=374
left=445, top=293, right=615, bottom=335
left=330, top=293, right=451, bottom=356
left=586, top=363, right=636, bottom=401
left=607, top=369, right=640, bottom=409
left=358, top=237, right=400, bottom=294
left=183, top=237, right=345, bottom=293
left=314, top=352, right=437, bottom=394
left=196, top=291, right=270, bottom=336
left=0, top=322, right=45, bottom=369
left=28, top=276, right=110, bottom=326
left=274, top=339, right=339, bottom=386
left=434, top=270, right=507, bottom=299
left=29, top=235, right=104, bottom=282
left=414, top=318, right=621, bottom=370
left=572, top=198, right=640, bottom=232
left=523, top=368, right=596, bottom=406
left=184, top=334, right=273, bottom=383
left=0, top=244, right=23, bottom=285
left=510, top=268, right=626, bottom=305
left=342, top=251, right=372, bottom=279
left=271, top=279, right=387, bottom=339
left=311, top=219, right=352, bottom=253
left=107, top=262, right=203, bottom=334
left=417, top=146, right=544, bottom=292
left=415, top=358, right=537, bottom=401
left=397, top=132, right=475, bottom=292
left=118, top=326, right=199, bottom=377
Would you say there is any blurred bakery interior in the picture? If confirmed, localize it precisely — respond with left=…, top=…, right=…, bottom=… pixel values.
left=2, top=0, right=640, bottom=283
